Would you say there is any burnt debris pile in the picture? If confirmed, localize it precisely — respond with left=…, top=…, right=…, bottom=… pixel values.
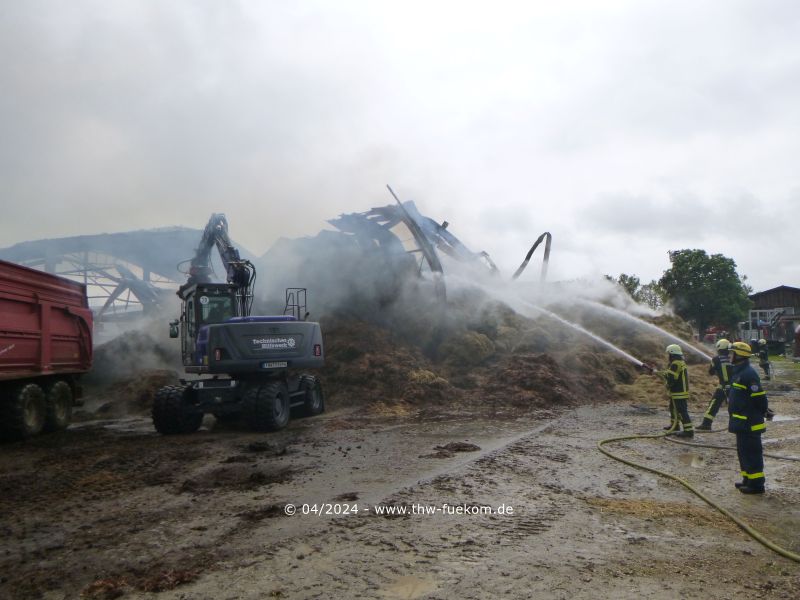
left=80, top=201, right=705, bottom=417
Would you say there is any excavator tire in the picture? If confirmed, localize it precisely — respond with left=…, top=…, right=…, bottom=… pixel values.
left=152, top=385, right=203, bottom=435
left=243, top=382, right=290, bottom=432
left=297, top=375, right=325, bottom=417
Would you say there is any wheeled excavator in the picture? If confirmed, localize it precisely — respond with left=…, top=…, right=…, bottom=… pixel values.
left=151, top=213, right=325, bottom=435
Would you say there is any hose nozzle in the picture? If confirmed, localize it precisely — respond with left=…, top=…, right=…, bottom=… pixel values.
left=638, top=362, right=656, bottom=374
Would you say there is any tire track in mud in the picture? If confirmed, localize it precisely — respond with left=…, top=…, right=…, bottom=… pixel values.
left=357, top=420, right=558, bottom=504
left=469, top=438, right=571, bottom=541
left=174, top=420, right=579, bottom=600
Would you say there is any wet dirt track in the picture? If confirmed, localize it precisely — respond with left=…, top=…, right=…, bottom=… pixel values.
left=1, top=362, right=800, bottom=599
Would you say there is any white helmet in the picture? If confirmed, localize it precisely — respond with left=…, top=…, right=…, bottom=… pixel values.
left=666, top=344, right=683, bottom=356
left=715, top=338, right=730, bottom=351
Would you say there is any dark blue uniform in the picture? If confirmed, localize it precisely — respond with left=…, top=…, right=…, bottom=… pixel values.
left=727, top=360, right=768, bottom=491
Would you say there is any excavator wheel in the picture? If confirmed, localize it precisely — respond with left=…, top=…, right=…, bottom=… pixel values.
left=152, top=385, right=203, bottom=435
left=243, top=382, right=290, bottom=432
left=297, top=375, right=325, bottom=417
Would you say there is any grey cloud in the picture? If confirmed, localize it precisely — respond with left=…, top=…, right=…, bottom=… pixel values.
left=582, top=191, right=759, bottom=240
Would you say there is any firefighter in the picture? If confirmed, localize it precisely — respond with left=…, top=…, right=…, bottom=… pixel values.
left=757, top=339, right=771, bottom=380
left=660, top=344, right=694, bottom=437
left=696, top=339, right=732, bottom=430
left=728, top=342, right=768, bottom=494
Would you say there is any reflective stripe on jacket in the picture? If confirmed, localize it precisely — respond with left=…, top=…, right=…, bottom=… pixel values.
left=727, top=360, right=768, bottom=434
left=708, top=354, right=732, bottom=389
left=664, top=359, right=689, bottom=400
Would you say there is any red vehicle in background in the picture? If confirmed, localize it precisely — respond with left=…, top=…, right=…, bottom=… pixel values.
left=0, top=259, right=93, bottom=439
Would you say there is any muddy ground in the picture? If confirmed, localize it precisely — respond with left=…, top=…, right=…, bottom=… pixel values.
left=1, top=359, right=799, bottom=599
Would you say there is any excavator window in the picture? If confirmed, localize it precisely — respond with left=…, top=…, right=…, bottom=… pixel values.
left=200, top=296, right=233, bottom=324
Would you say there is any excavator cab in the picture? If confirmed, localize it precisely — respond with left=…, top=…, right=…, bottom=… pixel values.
left=170, top=283, right=238, bottom=367
left=199, top=291, right=235, bottom=325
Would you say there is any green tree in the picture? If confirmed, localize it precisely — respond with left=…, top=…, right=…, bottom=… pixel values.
left=658, top=249, right=752, bottom=335
left=638, top=281, right=667, bottom=310
left=617, top=273, right=641, bottom=299
left=607, top=273, right=666, bottom=310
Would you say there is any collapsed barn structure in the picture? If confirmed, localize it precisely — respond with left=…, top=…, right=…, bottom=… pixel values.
left=0, top=228, right=207, bottom=322
left=0, top=194, right=552, bottom=330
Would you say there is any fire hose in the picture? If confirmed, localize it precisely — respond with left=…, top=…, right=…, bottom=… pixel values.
left=597, top=419, right=800, bottom=563
left=664, top=432, right=800, bottom=462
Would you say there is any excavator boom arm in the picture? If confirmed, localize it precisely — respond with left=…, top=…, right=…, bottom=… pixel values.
left=178, top=213, right=255, bottom=316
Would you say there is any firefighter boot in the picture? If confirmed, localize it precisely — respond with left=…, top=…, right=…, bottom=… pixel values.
left=739, top=485, right=765, bottom=495
left=674, top=430, right=694, bottom=438
left=696, top=419, right=712, bottom=431
left=734, top=478, right=748, bottom=489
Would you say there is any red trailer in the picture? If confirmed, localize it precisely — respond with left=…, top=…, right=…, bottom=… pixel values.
left=0, top=259, right=93, bottom=439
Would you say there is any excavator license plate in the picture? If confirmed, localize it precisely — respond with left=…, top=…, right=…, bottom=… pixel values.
left=261, top=361, right=288, bottom=369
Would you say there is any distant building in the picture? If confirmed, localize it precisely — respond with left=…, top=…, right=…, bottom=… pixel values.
left=739, top=285, right=800, bottom=345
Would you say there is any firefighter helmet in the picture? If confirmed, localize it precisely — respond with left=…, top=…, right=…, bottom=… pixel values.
left=665, top=344, right=683, bottom=356
left=731, top=341, right=752, bottom=358
left=758, top=338, right=767, bottom=346
left=715, top=338, right=730, bottom=351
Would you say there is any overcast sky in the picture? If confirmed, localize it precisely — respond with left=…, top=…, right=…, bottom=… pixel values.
left=2, top=0, right=798, bottom=291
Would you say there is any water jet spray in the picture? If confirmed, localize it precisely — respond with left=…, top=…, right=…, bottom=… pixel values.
left=449, top=274, right=653, bottom=370
left=578, top=300, right=713, bottom=360
left=512, top=299, right=649, bottom=368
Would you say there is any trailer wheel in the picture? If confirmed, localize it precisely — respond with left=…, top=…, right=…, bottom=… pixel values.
left=1, top=383, right=46, bottom=440
left=44, top=380, right=73, bottom=432
left=298, top=375, right=325, bottom=417
left=152, top=385, right=203, bottom=435
left=243, top=382, right=290, bottom=432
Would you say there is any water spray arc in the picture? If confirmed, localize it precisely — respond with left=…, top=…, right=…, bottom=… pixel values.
left=447, top=273, right=653, bottom=368
left=579, top=300, right=713, bottom=360
left=511, top=298, right=649, bottom=368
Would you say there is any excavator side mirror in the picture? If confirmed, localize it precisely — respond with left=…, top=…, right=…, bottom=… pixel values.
left=169, top=319, right=179, bottom=338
